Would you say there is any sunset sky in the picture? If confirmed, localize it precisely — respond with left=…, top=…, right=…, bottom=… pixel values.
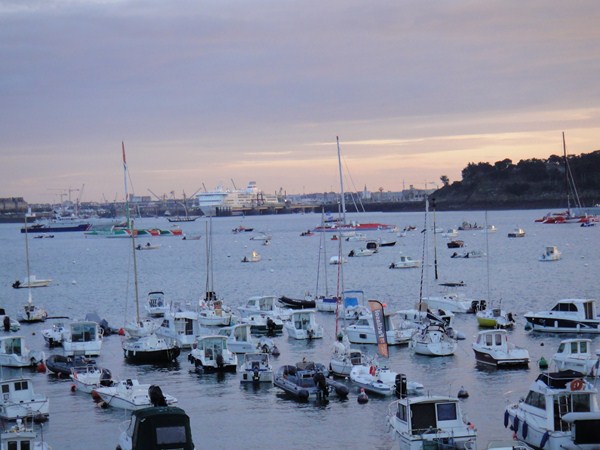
left=2, top=1, right=600, bottom=203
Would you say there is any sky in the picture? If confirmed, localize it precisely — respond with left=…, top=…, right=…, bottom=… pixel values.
left=2, top=0, right=600, bottom=204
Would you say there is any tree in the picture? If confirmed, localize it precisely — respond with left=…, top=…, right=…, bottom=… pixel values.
left=440, top=175, right=450, bottom=187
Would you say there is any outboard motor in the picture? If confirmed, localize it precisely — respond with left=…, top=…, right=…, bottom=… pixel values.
left=395, top=374, right=407, bottom=399
left=266, top=317, right=275, bottom=337
left=99, top=368, right=113, bottom=387
left=313, top=372, right=329, bottom=399
left=3, top=316, right=10, bottom=332
left=216, top=353, right=225, bottom=369
left=148, top=385, right=168, bottom=407
left=252, top=361, right=260, bottom=382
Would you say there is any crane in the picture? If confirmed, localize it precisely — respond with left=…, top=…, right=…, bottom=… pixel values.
left=230, top=179, right=238, bottom=190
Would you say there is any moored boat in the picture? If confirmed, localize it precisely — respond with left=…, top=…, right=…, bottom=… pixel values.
left=524, top=298, right=600, bottom=333
left=273, top=360, right=348, bottom=401
left=0, top=377, right=49, bottom=421
left=472, top=329, right=529, bottom=367
left=188, top=335, right=237, bottom=374
left=551, top=338, right=600, bottom=376
left=239, top=352, right=274, bottom=384
left=94, top=380, right=177, bottom=410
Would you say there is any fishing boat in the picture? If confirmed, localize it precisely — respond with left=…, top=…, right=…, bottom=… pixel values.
left=61, top=321, right=103, bottom=356
left=539, top=245, right=562, bottom=261
left=0, top=336, right=45, bottom=368
left=551, top=338, right=600, bottom=376
left=239, top=352, right=274, bottom=384
left=188, top=335, right=237, bottom=374
left=472, top=329, right=529, bottom=367
left=504, top=370, right=600, bottom=448
left=284, top=310, right=324, bottom=340
left=349, top=365, right=424, bottom=397
left=1, top=417, right=51, bottom=450
left=387, top=394, right=477, bottom=449
left=524, top=298, right=600, bottom=333
left=273, top=360, right=349, bottom=401
left=0, top=377, right=49, bottom=421
left=94, top=380, right=177, bottom=410
left=116, top=406, right=194, bottom=450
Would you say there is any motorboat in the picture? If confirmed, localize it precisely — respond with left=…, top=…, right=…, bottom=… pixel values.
left=135, top=242, right=160, bottom=250
left=144, top=291, right=171, bottom=318
left=238, top=295, right=291, bottom=320
left=472, top=329, right=530, bottom=367
left=188, top=335, right=237, bottom=373
left=241, top=313, right=283, bottom=336
left=273, top=360, right=349, bottom=401
left=387, top=394, right=477, bottom=449
left=0, top=377, right=49, bottom=421
left=347, top=248, right=374, bottom=257
left=41, top=322, right=66, bottom=347
left=94, top=380, right=177, bottom=410
left=277, top=295, right=316, bottom=310
left=476, top=307, right=516, bottom=329
left=0, top=336, right=45, bottom=368
left=1, top=417, right=50, bottom=450
left=539, top=245, right=561, bottom=261
left=249, top=232, right=271, bottom=241
left=524, top=298, right=600, bottom=333
left=16, top=302, right=48, bottom=323
left=122, top=333, right=181, bottom=363
left=349, top=365, right=424, bottom=397
left=447, top=239, right=465, bottom=248
left=241, top=250, right=261, bottom=262
left=256, top=336, right=280, bottom=356
left=450, top=250, right=486, bottom=258
left=458, top=221, right=483, bottom=231
left=45, top=354, right=96, bottom=377
left=422, top=282, right=486, bottom=314
left=284, top=310, right=324, bottom=340
left=441, top=228, right=458, bottom=238
left=155, top=304, right=200, bottom=349
left=551, top=338, right=599, bottom=376
left=346, top=310, right=414, bottom=345
left=239, top=352, right=274, bottom=384
left=365, top=239, right=379, bottom=253
left=409, top=324, right=458, bottom=356
left=197, top=293, right=236, bottom=327
left=329, top=335, right=366, bottom=378
left=341, top=290, right=369, bottom=321
left=389, top=255, right=421, bottom=269
left=116, top=406, right=194, bottom=450
left=70, top=365, right=113, bottom=394
left=315, top=295, right=339, bottom=313
left=62, top=321, right=103, bottom=356
left=217, top=323, right=256, bottom=354
left=508, top=227, right=526, bottom=238
left=504, top=370, right=600, bottom=448
left=0, top=309, right=19, bottom=332
left=329, top=255, right=346, bottom=265
left=12, top=275, right=52, bottom=289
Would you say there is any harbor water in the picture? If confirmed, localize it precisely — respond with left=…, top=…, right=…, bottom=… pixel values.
left=1, top=209, right=599, bottom=449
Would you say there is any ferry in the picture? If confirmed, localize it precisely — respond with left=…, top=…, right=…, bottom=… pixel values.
left=195, top=181, right=281, bottom=216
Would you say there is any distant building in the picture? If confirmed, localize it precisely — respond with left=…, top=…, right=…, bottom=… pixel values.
left=0, top=197, right=27, bottom=213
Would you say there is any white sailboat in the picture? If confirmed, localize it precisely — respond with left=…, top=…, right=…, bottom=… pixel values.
left=118, top=143, right=180, bottom=363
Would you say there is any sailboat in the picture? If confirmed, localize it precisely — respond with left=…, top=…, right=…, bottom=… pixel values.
left=16, top=214, right=48, bottom=323
left=312, top=137, right=395, bottom=233
left=476, top=211, right=516, bottom=329
left=119, top=143, right=181, bottom=363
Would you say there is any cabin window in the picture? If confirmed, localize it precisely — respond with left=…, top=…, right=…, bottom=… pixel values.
left=524, top=391, right=545, bottom=410
left=155, top=425, right=187, bottom=445
left=184, top=319, right=193, bottom=335
left=495, top=334, right=502, bottom=346
left=15, top=381, right=28, bottom=391
left=557, top=342, right=566, bottom=353
left=580, top=341, right=588, bottom=353
left=437, top=402, right=458, bottom=421
left=572, top=393, right=592, bottom=413
left=571, top=341, right=579, bottom=354
left=396, top=403, right=407, bottom=422
left=410, top=403, right=437, bottom=433
left=1, top=385, right=8, bottom=394
left=485, top=334, right=493, bottom=346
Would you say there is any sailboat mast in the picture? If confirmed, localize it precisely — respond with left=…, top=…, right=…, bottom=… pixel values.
left=336, top=136, right=347, bottom=224
left=563, top=132, right=571, bottom=215
left=122, top=142, right=140, bottom=322
left=23, top=213, right=33, bottom=304
left=431, top=197, right=438, bottom=280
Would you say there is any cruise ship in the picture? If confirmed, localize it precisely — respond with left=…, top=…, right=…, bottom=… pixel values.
left=195, top=181, right=281, bottom=216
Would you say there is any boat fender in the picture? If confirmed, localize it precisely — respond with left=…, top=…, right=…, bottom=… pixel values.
left=118, top=328, right=125, bottom=336
left=512, top=416, right=519, bottom=434
left=457, top=386, right=469, bottom=398
left=298, top=389, right=309, bottom=401
left=540, top=431, right=549, bottom=448
left=538, top=356, right=548, bottom=369
left=357, top=388, right=368, bottom=404
left=503, top=410, right=510, bottom=428
left=570, top=379, right=584, bottom=391
left=36, top=361, right=46, bottom=373
left=70, top=384, right=77, bottom=392
left=369, top=366, right=376, bottom=376
left=522, top=421, right=528, bottom=438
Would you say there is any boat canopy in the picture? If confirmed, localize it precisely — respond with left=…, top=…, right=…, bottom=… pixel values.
left=129, top=406, right=193, bottom=450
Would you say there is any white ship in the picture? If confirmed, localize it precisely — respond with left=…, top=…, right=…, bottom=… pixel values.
left=195, top=181, right=281, bottom=216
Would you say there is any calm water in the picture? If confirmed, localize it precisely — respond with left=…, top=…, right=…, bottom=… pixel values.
left=1, top=210, right=599, bottom=449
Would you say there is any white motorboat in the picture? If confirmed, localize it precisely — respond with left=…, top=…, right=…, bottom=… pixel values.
left=12, top=275, right=52, bottom=289
left=349, top=364, right=424, bottom=397
left=347, top=248, right=374, bottom=257
left=256, top=336, right=280, bottom=356
left=539, top=245, right=562, bottom=261
left=441, top=228, right=458, bottom=238
left=422, top=282, right=486, bottom=314
left=144, top=290, right=171, bottom=318
left=476, top=307, right=515, bottom=329
left=284, top=310, right=324, bottom=340
left=198, top=293, right=236, bottom=327
left=116, top=406, right=194, bottom=450
left=341, top=290, right=369, bottom=321
left=249, top=232, right=271, bottom=241
left=188, top=335, right=237, bottom=373
left=94, top=379, right=177, bottom=410
left=387, top=394, right=477, bottom=449
left=62, top=320, right=103, bottom=357
left=0, top=377, right=49, bottom=421
left=70, top=365, right=113, bottom=394
left=240, top=313, right=284, bottom=335
left=16, top=302, right=48, bottom=323
left=241, top=250, right=261, bottom=262
left=472, top=329, right=530, bottom=367
left=409, top=324, right=458, bottom=356
left=315, top=295, right=339, bottom=312
left=504, top=371, right=600, bottom=448
left=329, top=255, right=346, bottom=265
left=135, top=242, right=160, bottom=250
left=1, top=417, right=50, bottom=450
left=239, top=352, right=274, bottom=384
left=155, top=304, right=199, bottom=349
left=345, top=310, right=414, bottom=346
left=329, top=335, right=366, bottom=378
left=0, top=336, right=45, bottom=368
left=217, top=323, right=256, bottom=354
left=389, top=255, right=421, bottom=269
left=524, top=298, right=600, bottom=333
left=551, top=338, right=599, bottom=376
left=507, top=227, right=526, bottom=238
left=0, top=308, right=19, bottom=332
left=237, top=295, right=291, bottom=320
left=41, top=322, right=66, bottom=347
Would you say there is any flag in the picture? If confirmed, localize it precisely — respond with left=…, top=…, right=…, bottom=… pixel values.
left=369, top=300, right=388, bottom=358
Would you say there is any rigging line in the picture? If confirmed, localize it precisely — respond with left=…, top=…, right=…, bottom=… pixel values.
left=485, top=210, right=492, bottom=306
left=418, top=198, right=429, bottom=304
left=341, top=156, right=366, bottom=213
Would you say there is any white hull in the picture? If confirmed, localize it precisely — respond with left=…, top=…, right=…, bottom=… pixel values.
left=94, top=380, right=177, bottom=411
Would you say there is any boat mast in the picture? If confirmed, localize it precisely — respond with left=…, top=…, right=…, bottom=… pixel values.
left=23, top=213, right=33, bottom=305
left=122, top=142, right=140, bottom=322
left=336, top=136, right=347, bottom=224
left=431, top=197, right=438, bottom=280
left=563, top=132, right=571, bottom=215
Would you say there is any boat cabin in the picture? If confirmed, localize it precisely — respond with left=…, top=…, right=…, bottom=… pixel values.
left=121, top=406, right=194, bottom=450
left=145, top=291, right=170, bottom=317
left=63, top=321, right=102, bottom=356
